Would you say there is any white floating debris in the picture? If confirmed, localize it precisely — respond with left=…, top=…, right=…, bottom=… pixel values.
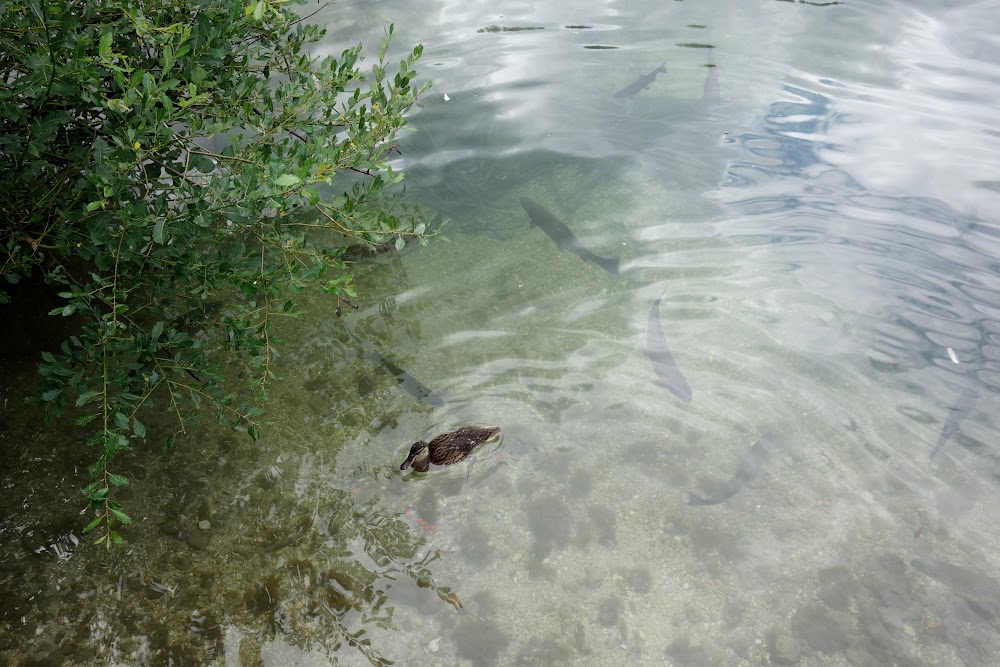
left=443, top=93, right=450, bottom=101
left=427, top=636, right=441, bottom=653
left=947, top=347, right=959, bottom=364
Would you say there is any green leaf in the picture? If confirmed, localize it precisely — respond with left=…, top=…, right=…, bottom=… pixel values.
left=83, top=516, right=103, bottom=533
left=114, top=411, right=129, bottom=430
left=109, top=507, right=132, bottom=525
left=107, top=432, right=130, bottom=454
left=247, top=423, right=260, bottom=442
left=41, top=389, right=61, bottom=401
left=151, top=321, right=164, bottom=340
left=99, top=31, right=113, bottom=57
left=394, top=236, right=405, bottom=251
left=152, top=219, right=165, bottom=244
left=191, top=154, right=214, bottom=173
left=76, top=391, right=100, bottom=407
left=108, top=473, right=129, bottom=487
left=275, top=174, right=301, bottom=187
left=132, top=419, right=146, bottom=438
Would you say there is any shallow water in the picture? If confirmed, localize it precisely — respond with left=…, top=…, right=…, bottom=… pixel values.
left=4, top=0, right=1000, bottom=665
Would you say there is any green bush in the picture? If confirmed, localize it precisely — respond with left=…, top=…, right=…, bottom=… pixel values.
left=0, top=0, right=431, bottom=545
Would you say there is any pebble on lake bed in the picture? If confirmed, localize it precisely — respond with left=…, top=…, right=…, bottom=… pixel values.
left=198, top=520, right=211, bottom=530
left=769, top=633, right=801, bottom=664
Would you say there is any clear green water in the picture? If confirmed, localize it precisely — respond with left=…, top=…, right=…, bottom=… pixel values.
left=4, top=0, right=1000, bottom=665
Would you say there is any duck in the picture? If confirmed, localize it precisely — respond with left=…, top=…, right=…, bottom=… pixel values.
left=400, top=426, right=502, bottom=473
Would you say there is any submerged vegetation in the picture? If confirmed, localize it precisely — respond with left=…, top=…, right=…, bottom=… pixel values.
left=0, top=0, right=432, bottom=544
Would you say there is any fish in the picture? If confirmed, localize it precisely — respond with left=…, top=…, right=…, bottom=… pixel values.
left=347, top=330, right=444, bottom=407
left=688, top=434, right=777, bottom=506
left=929, top=386, right=978, bottom=462
left=910, top=557, right=1000, bottom=618
left=702, top=50, right=720, bottom=104
left=645, top=296, right=692, bottom=402
left=519, top=197, right=620, bottom=275
left=372, top=350, right=445, bottom=408
left=613, top=62, right=667, bottom=98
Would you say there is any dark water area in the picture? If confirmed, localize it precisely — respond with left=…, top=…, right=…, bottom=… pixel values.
left=4, top=0, right=1000, bottom=665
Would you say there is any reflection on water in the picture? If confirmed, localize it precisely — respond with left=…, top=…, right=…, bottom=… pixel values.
left=4, top=0, right=1000, bottom=665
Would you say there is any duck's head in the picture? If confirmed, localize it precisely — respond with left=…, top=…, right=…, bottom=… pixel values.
left=400, top=441, right=428, bottom=470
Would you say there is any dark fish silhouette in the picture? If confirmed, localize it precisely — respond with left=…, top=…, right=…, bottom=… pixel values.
left=519, top=197, right=619, bottom=275
left=372, top=350, right=445, bottom=407
left=614, top=63, right=667, bottom=98
left=702, top=50, right=720, bottom=104
left=347, top=330, right=444, bottom=407
left=645, top=296, right=692, bottom=402
left=688, top=434, right=776, bottom=506
left=911, top=557, right=1000, bottom=618
left=929, top=386, right=978, bottom=462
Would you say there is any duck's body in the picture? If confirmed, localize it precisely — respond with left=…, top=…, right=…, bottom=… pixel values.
left=400, top=426, right=501, bottom=472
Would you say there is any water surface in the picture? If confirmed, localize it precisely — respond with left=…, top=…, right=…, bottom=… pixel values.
left=4, top=0, right=1000, bottom=665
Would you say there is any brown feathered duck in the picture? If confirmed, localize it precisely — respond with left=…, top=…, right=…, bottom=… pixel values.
left=400, top=426, right=501, bottom=475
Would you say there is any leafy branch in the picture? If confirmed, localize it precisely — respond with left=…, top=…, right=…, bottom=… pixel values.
left=2, top=0, right=435, bottom=543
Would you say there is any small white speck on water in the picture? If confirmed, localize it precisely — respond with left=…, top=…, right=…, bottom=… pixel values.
left=443, top=93, right=450, bottom=101
left=947, top=347, right=959, bottom=363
